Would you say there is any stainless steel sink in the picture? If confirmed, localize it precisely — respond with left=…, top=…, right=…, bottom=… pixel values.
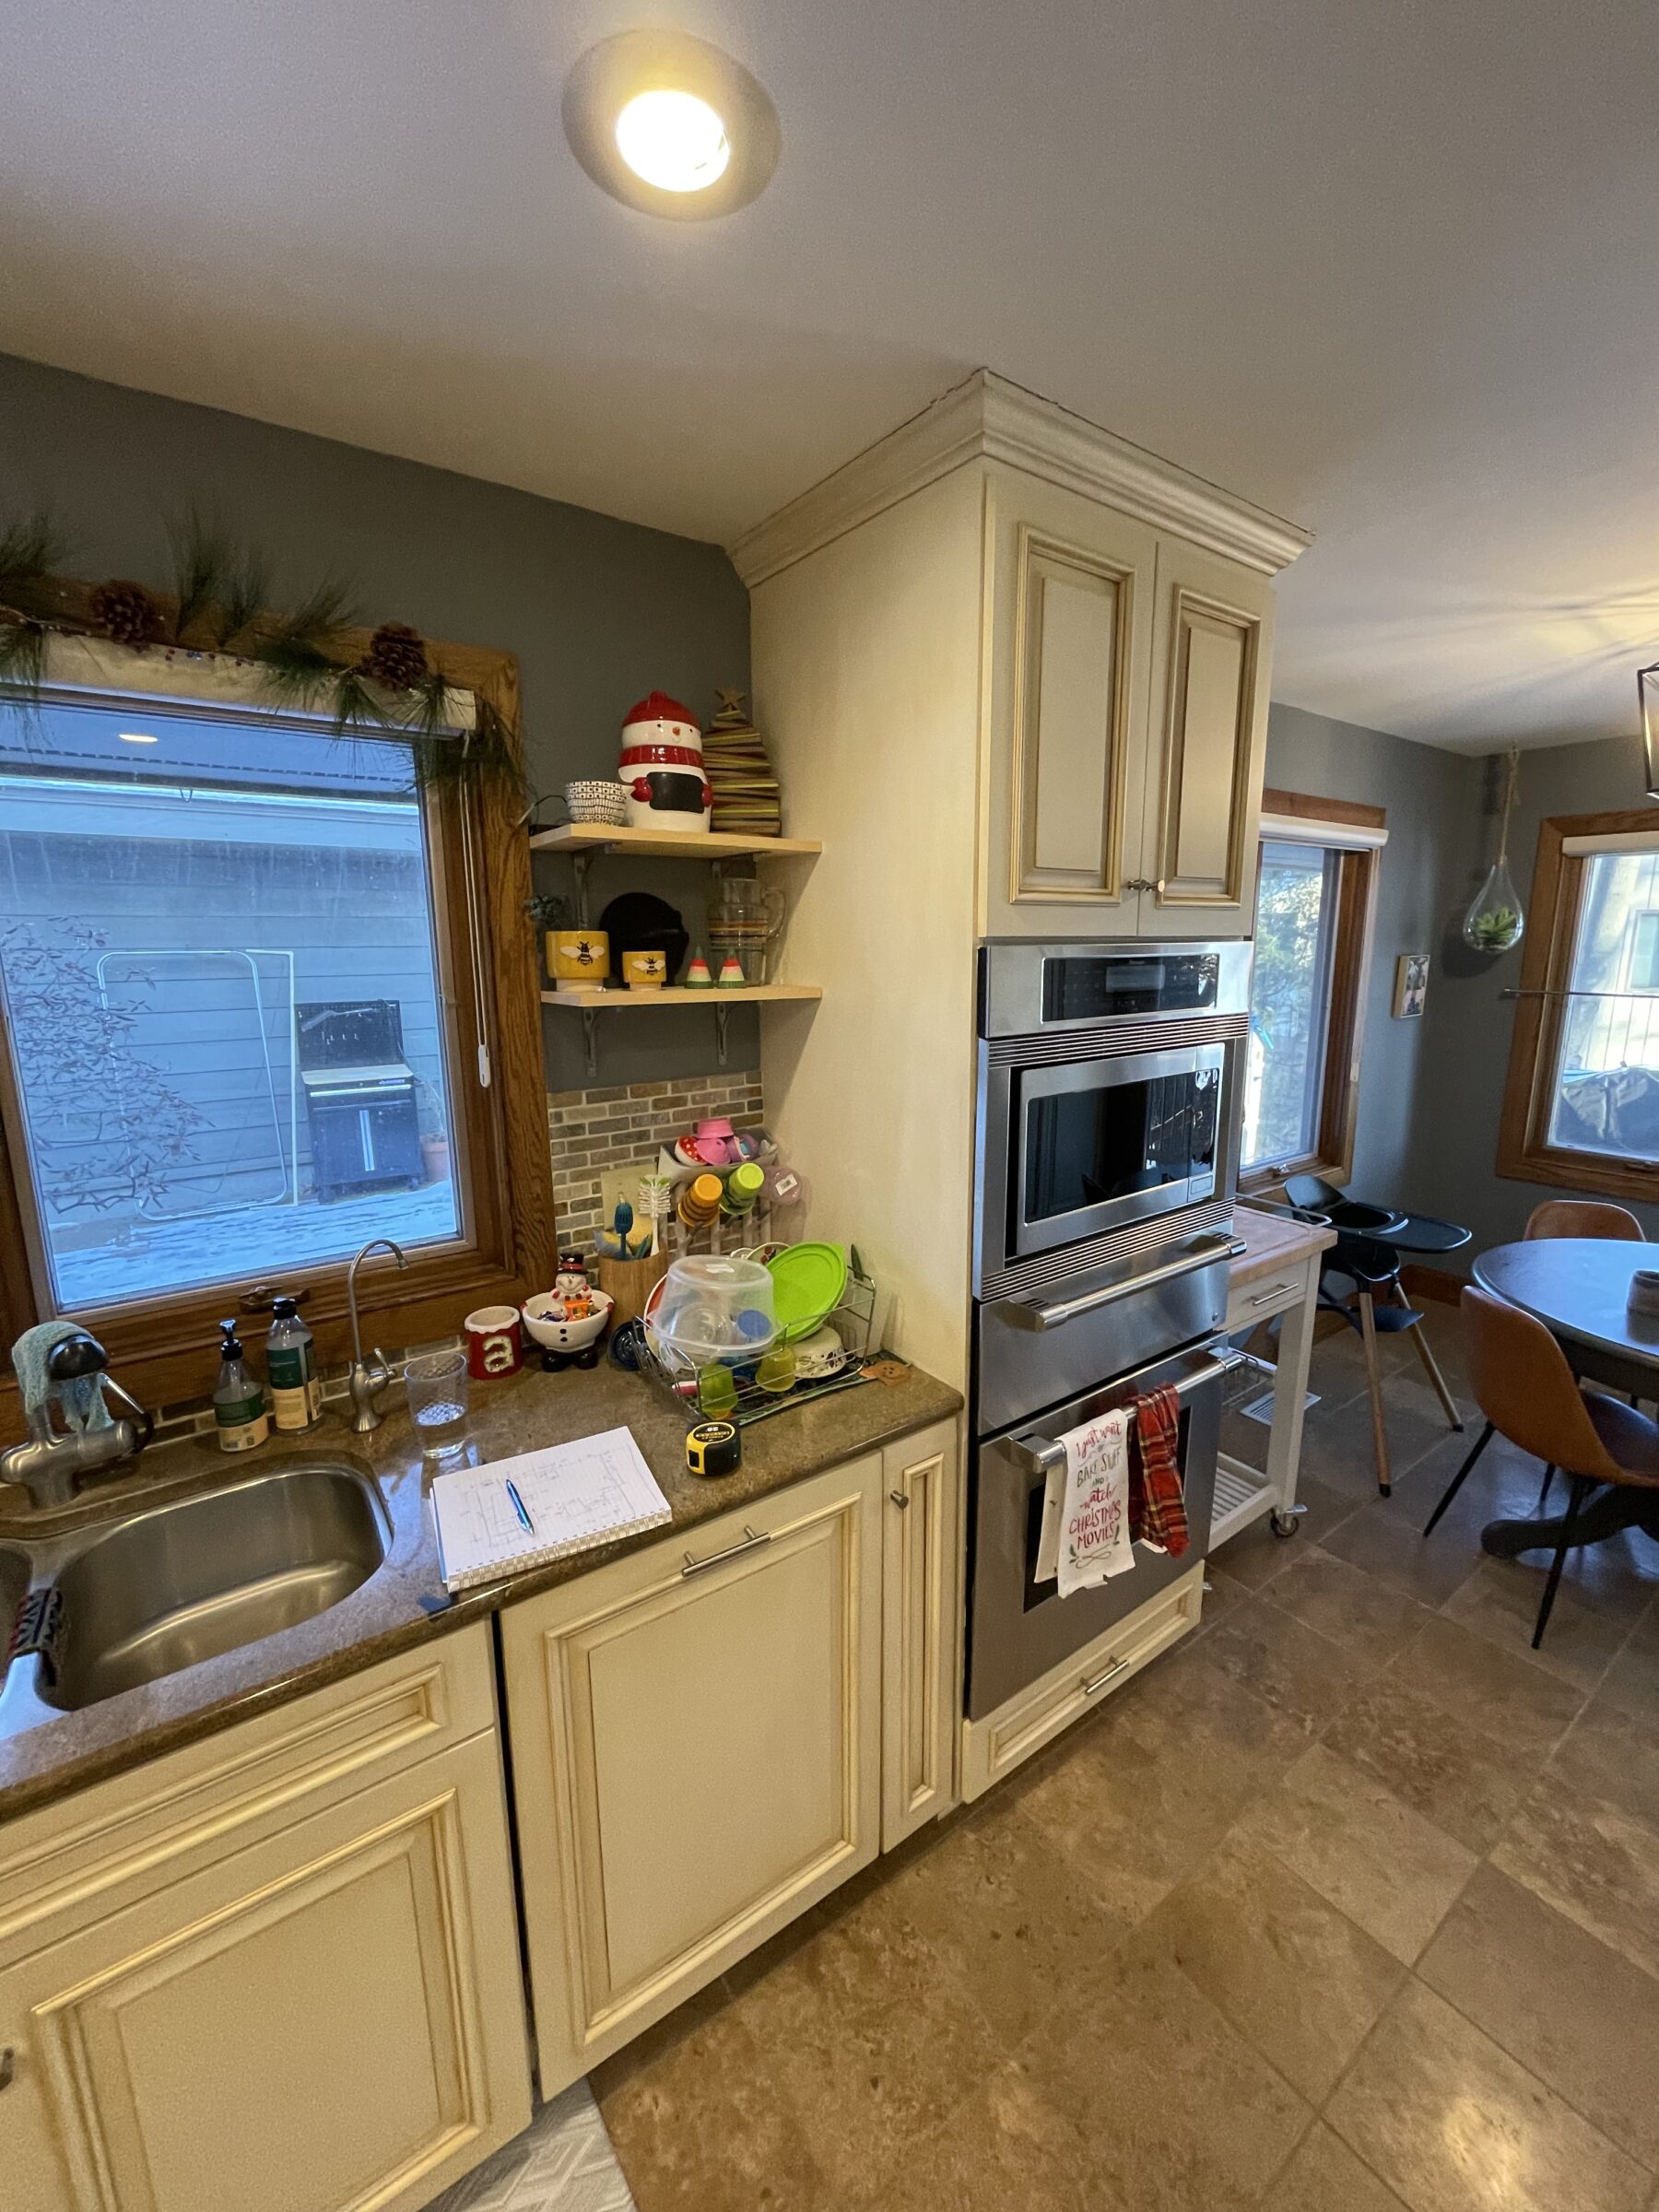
left=37, top=1464, right=390, bottom=1712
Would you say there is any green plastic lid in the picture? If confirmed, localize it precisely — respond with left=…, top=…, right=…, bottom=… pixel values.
left=766, top=1242, right=848, bottom=1344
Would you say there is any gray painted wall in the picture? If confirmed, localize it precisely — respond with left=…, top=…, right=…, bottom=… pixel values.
left=1265, top=702, right=1659, bottom=1257
left=0, top=349, right=755, bottom=1088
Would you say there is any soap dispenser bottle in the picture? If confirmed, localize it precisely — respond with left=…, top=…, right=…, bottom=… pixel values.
left=213, top=1320, right=270, bottom=1453
left=266, top=1296, right=323, bottom=1432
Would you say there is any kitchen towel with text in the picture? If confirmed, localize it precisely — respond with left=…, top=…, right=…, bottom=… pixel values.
left=1129, top=1383, right=1189, bottom=1556
left=1053, top=1405, right=1136, bottom=1596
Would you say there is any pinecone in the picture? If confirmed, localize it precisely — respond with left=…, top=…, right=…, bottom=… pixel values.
left=91, top=579, right=161, bottom=650
left=359, top=621, right=429, bottom=692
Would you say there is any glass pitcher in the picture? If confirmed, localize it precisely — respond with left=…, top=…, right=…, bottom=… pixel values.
left=708, top=877, right=786, bottom=985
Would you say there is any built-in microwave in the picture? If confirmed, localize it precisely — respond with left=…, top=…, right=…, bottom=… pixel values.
left=974, top=940, right=1251, bottom=1294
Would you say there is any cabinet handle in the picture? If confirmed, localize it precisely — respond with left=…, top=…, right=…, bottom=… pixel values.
left=1080, top=1654, right=1132, bottom=1699
left=1123, top=877, right=1154, bottom=892
left=889, top=1489, right=911, bottom=1510
left=681, top=1524, right=771, bottom=1579
left=0, top=2045, right=13, bottom=2090
left=1249, top=1281, right=1293, bottom=1306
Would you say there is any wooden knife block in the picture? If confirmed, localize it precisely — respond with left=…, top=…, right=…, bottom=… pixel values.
left=596, top=1250, right=669, bottom=1327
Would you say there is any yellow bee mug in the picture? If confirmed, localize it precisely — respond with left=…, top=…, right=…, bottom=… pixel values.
left=548, top=929, right=609, bottom=986
left=622, top=947, right=669, bottom=989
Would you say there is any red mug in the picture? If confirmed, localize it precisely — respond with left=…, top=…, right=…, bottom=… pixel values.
left=464, top=1305, right=523, bottom=1379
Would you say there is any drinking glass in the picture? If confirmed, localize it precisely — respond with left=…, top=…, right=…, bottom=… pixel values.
left=405, top=1349, right=470, bottom=1453
left=697, top=1363, right=738, bottom=1417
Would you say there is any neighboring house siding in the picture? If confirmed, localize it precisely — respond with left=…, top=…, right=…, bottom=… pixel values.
left=0, top=784, right=449, bottom=1246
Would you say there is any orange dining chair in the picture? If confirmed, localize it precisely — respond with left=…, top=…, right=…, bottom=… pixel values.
left=1422, top=1287, right=1659, bottom=1646
left=1524, top=1198, right=1645, bottom=1241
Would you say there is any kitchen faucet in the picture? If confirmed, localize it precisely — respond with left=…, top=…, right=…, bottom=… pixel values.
left=0, top=1331, right=151, bottom=1511
left=346, top=1239, right=409, bottom=1434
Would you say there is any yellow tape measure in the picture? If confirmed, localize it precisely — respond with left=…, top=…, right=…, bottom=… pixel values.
left=685, top=1420, right=742, bottom=1477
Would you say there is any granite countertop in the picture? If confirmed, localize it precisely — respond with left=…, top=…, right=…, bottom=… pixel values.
left=0, top=1358, right=960, bottom=1824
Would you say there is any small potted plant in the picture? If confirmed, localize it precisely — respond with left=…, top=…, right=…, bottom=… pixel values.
left=414, top=1076, right=451, bottom=1185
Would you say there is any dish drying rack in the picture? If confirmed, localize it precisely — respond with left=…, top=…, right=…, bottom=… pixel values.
left=639, top=1253, right=885, bottom=1430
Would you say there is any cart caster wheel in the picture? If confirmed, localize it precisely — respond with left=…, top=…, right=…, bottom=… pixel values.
left=1270, top=1511, right=1300, bottom=1540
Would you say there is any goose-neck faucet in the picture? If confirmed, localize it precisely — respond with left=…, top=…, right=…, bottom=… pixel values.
left=345, top=1239, right=408, bottom=1434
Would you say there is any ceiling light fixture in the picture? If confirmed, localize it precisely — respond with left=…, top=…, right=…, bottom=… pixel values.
left=563, top=31, right=779, bottom=220
left=1641, top=660, right=1659, bottom=798
left=118, top=731, right=159, bottom=744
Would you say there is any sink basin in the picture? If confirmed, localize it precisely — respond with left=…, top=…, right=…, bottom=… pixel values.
left=40, top=1464, right=390, bottom=1711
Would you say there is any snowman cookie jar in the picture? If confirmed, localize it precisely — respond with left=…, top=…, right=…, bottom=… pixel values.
left=618, top=692, right=713, bottom=834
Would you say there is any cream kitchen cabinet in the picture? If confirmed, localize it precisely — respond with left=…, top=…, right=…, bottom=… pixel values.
left=981, top=464, right=1159, bottom=935
left=0, top=1626, right=531, bottom=2212
left=981, top=465, right=1277, bottom=943
left=501, top=1453, right=886, bottom=2099
left=1139, top=535, right=1276, bottom=939
left=880, top=1419, right=962, bottom=1849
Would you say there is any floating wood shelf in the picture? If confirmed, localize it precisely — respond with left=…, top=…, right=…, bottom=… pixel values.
left=528, top=825, right=821, bottom=860
left=542, top=984, right=821, bottom=1009
left=543, top=981, right=821, bottom=1075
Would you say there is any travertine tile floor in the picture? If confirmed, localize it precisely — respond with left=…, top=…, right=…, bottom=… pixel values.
left=592, top=1306, right=1659, bottom=2212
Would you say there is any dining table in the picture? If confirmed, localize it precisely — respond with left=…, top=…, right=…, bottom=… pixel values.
left=1470, top=1237, right=1659, bottom=1557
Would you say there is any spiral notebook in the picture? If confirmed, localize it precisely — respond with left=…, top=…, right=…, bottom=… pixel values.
left=429, top=1426, right=672, bottom=1593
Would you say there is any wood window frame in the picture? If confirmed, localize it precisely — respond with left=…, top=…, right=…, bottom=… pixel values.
left=1497, top=806, right=1659, bottom=1206
left=0, top=616, right=555, bottom=1441
left=1237, top=789, right=1385, bottom=1195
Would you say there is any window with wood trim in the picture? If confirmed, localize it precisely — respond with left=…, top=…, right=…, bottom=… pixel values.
left=0, top=633, right=554, bottom=1435
left=1498, top=807, right=1659, bottom=1202
left=1239, top=790, right=1383, bottom=1189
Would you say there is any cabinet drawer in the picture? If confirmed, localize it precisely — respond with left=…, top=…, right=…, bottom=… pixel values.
left=960, top=1562, right=1202, bottom=1802
left=0, top=1729, right=529, bottom=2212
left=0, top=1623, right=497, bottom=1960
left=500, top=1457, right=884, bottom=2096
left=1224, top=1255, right=1315, bottom=1335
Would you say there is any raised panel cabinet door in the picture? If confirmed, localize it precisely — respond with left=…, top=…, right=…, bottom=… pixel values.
left=500, top=1456, right=884, bottom=2098
left=981, top=465, right=1159, bottom=937
left=0, top=1735, right=532, bottom=2212
left=1141, top=536, right=1276, bottom=938
left=880, top=1420, right=962, bottom=1849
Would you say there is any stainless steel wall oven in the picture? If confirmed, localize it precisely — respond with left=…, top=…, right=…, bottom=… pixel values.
left=966, top=940, right=1249, bottom=1721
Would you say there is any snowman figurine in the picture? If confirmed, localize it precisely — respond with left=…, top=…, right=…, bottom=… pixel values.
left=618, top=692, right=713, bottom=834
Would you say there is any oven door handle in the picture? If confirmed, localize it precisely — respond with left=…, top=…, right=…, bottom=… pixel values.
left=995, top=1230, right=1241, bottom=1334
left=1010, top=1347, right=1246, bottom=1477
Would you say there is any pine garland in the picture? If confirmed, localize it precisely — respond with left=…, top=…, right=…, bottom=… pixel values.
left=0, top=504, right=518, bottom=792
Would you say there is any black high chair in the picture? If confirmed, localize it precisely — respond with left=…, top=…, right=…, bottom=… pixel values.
left=1284, top=1175, right=1470, bottom=1497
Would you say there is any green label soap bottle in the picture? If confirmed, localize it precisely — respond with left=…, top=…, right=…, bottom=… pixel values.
left=266, top=1296, right=323, bottom=1431
left=214, top=1319, right=270, bottom=1453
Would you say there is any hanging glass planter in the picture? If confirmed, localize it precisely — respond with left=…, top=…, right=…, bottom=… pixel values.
left=1464, top=748, right=1525, bottom=955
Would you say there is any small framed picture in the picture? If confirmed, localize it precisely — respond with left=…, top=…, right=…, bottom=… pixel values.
left=1394, top=953, right=1430, bottom=1018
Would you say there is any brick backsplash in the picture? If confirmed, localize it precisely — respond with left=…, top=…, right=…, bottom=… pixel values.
left=547, top=1070, right=766, bottom=1250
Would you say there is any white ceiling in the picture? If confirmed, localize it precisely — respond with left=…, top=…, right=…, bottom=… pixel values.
left=3, top=0, right=1656, bottom=753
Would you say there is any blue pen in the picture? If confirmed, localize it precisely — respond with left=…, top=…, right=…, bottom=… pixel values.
left=505, top=1478, right=535, bottom=1535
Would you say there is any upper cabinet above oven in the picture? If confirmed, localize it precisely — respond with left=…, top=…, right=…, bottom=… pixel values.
left=982, top=465, right=1278, bottom=943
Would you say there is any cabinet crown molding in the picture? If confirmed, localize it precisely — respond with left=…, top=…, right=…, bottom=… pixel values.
left=729, top=369, right=1312, bottom=586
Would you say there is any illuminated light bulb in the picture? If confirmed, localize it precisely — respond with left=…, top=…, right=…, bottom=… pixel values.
left=615, top=88, right=730, bottom=193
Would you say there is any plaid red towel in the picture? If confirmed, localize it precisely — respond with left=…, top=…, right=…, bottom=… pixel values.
left=1130, top=1383, right=1189, bottom=1557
